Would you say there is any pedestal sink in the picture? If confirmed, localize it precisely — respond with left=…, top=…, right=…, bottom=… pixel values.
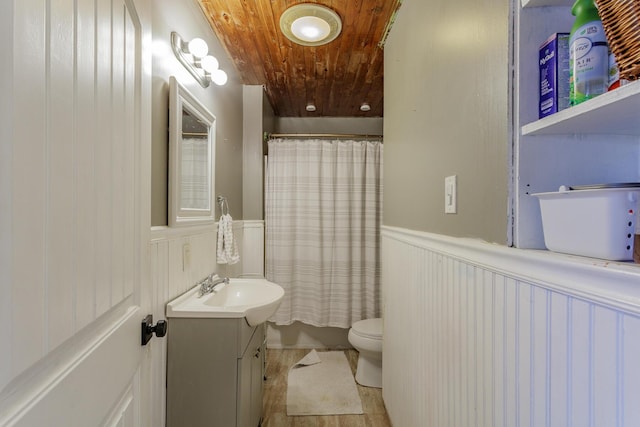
left=166, top=278, right=284, bottom=326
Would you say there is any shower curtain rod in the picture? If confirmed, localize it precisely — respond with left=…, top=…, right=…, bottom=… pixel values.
left=265, top=132, right=383, bottom=141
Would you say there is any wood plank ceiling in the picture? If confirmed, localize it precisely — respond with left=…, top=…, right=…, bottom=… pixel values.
left=196, top=0, right=402, bottom=117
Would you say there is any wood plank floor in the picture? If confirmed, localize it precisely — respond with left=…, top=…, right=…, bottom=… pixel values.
left=262, top=349, right=392, bottom=427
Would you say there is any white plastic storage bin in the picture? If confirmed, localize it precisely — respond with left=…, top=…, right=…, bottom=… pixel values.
left=532, top=185, right=640, bottom=261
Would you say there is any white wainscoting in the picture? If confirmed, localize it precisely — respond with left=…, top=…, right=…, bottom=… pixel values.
left=149, top=220, right=264, bottom=301
left=382, top=226, right=640, bottom=427
left=241, top=220, right=266, bottom=278
left=149, top=220, right=264, bottom=426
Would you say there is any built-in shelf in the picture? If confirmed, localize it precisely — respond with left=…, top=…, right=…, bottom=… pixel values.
left=522, top=81, right=640, bottom=136
left=522, top=0, right=569, bottom=8
left=514, top=0, right=640, bottom=251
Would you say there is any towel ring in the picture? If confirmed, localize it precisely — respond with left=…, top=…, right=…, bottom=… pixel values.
left=217, top=195, right=229, bottom=216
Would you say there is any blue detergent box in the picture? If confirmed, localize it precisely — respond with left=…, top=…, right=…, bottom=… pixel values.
left=539, top=33, right=570, bottom=119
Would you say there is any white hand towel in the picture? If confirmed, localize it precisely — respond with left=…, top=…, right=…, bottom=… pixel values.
left=216, top=213, right=240, bottom=265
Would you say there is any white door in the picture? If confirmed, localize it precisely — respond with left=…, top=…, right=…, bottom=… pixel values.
left=0, top=0, right=154, bottom=425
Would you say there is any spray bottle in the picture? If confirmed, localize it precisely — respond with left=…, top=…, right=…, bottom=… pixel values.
left=569, top=0, right=608, bottom=105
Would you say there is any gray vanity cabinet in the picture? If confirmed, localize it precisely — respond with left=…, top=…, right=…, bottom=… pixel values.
left=166, top=317, right=265, bottom=427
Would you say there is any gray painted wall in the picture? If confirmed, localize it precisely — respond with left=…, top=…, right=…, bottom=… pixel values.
left=275, top=117, right=383, bottom=135
left=243, top=85, right=275, bottom=220
left=383, top=0, right=511, bottom=243
left=151, top=0, right=244, bottom=225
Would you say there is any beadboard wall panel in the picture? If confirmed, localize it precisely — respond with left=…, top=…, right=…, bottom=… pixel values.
left=241, top=220, right=265, bottom=277
left=150, top=226, right=217, bottom=304
left=382, top=226, right=640, bottom=427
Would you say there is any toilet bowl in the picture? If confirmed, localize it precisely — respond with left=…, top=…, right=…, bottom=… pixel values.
left=348, top=318, right=383, bottom=388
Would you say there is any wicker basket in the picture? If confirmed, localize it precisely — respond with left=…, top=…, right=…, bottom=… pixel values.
left=596, top=0, right=640, bottom=80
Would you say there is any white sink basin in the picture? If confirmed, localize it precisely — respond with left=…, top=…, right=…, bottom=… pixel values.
left=166, top=278, right=284, bottom=326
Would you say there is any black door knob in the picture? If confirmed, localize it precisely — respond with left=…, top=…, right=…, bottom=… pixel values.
left=154, top=320, right=168, bottom=337
left=141, top=314, right=168, bottom=346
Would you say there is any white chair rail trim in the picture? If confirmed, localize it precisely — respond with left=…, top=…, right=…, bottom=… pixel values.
left=383, top=225, right=640, bottom=317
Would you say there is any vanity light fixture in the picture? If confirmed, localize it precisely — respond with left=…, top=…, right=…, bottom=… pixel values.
left=280, top=4, right=342, bottom=46
left=171, top=31, right=228, bottom=88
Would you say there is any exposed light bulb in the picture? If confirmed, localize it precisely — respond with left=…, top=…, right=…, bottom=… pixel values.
left=211, top=69, right=228, bottom=86
left=201, top=55, right=219, bottom=73
left=187, top=38, right=208, bottom=58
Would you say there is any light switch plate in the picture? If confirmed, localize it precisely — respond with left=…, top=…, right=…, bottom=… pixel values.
left=445, top=175, right=457, bottom=214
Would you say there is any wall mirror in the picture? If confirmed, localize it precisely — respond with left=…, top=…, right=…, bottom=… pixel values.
left=168, top=76, right=216, bottom=226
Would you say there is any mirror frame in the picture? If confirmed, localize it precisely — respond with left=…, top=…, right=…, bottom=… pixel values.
left=168, top=76, right=216, bottom=227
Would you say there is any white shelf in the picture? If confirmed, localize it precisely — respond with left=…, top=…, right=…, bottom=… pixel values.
left=522, top=0, right=569, bottom=8
left=515, top=0, right=640, bottom=250
left=521, top=81, right=640, bottom=136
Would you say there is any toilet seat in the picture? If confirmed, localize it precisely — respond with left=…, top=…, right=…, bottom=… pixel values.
left=351, top=318, right=382, bottom=340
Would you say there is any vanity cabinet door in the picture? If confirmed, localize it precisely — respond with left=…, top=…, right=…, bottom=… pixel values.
left=237, top=325, right=265, bottom=427
left=249, top=332, right=265, bottom=426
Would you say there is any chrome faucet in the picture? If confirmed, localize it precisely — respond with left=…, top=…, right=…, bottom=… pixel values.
left=198, top=274, right=229, bottom=297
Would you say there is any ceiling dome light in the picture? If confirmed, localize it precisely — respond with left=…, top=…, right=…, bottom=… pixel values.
left=360, top=103, right=371, bottom=112
left=291, top=16, right=331, bottom=42
left=187, top=38, right=208, bottom=58
left=306, top=103, right=317, bottom=112
left=280, top=4, right=342, bottom=47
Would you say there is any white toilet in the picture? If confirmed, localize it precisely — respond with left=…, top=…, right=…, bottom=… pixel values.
left=348, top=318, right=383, bottom=388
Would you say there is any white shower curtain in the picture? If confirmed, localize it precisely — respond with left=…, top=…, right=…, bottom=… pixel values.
left=180, top=137, right=209, bottom=210
left=265, top=138, right=383, bottom=328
